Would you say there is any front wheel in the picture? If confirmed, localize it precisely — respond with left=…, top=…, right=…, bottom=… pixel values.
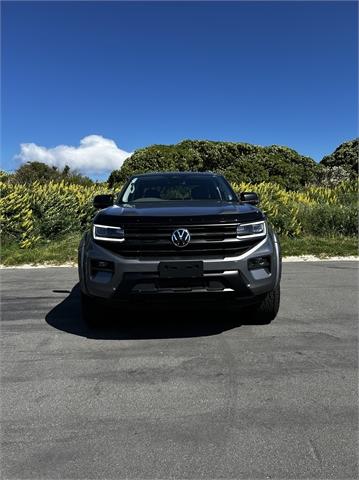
left=246, top=284, right=280, bottom=324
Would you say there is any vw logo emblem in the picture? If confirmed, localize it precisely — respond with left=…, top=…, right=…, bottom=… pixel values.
left=171, top=228, right=191, bottom=248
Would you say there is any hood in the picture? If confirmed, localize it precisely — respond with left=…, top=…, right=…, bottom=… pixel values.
left=94, top=201, right=264, bottom=226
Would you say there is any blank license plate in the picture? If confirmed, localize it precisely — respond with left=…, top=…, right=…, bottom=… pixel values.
left=159, top=261, right=203, bottom=279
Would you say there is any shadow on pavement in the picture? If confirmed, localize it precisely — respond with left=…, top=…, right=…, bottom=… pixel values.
left=46, top=283, right=259, bottom=340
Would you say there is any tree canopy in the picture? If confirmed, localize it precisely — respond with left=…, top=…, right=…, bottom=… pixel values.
left=9, top=162, right=93, bottom=186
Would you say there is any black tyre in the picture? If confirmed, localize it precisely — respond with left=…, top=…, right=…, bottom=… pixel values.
left=81, top=292, right=101, bottom=327
left=249, top=284, right=280, bottom=324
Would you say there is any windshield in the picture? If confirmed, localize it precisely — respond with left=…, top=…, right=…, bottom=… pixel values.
left=119, top=174, right=237, bottom=203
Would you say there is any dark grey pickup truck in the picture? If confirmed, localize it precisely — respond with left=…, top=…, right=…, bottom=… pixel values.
left=78, top=172, right=281, bottom=326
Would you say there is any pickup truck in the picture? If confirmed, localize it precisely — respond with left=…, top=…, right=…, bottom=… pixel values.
left=78, top=172, right=281, bottom=326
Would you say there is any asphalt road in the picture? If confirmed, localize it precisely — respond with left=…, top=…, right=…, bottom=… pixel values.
left=1, top=262, right=358, bottom=480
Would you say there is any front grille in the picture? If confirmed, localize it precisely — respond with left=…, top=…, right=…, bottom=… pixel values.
left=95, top=222, right=263, bottom=258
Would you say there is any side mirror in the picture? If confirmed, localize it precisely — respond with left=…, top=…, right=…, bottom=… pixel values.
left=93, top=194, right=113, bottom=209
left=239, top=192, right=259, bottom=205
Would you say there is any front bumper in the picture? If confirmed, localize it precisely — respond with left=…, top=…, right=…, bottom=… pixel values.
left=79, top=233, right=281, bottom=300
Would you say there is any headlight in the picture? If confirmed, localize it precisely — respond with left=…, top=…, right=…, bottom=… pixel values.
left=93, top=224, right=125, bottom=242
left=237, top=221, right=266, bottom=239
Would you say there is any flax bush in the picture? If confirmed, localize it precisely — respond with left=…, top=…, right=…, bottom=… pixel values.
left=0, top=180, right=357, bottom=249
left=0, top=181, right=110, bottom=248
left=232, top=181, right=357, bottom=237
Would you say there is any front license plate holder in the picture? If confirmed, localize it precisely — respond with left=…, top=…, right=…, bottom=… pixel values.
left=159, top=261, right=203, bottom=279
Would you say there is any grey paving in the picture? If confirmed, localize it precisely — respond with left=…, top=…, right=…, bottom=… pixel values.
left=1, top=262, right=358, bottom=479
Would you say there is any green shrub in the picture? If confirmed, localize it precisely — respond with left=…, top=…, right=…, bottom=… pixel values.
left=299, top=203, right=358, bottom=236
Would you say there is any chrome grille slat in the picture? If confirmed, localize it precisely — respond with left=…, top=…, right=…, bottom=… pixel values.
left=125, top=232, right=237, bottom=239
left=121, top=238, right=240, bottom=246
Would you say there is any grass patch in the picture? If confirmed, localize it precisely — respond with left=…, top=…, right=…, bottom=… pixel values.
left=1, top=234, right=81, bottom=266
left=280, top=235, right=358, bottom=257
left=0, top=234, right=357, bottom=266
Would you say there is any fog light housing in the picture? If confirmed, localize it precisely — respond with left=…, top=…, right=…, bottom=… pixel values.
left=91, top=259, right=114, bottom=274
left=248, top=256, right=271, bottom=270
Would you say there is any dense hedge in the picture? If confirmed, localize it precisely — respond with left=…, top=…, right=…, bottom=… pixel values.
left=108, top=138, right=358, bottom=189
left=108, top=140, right=319, bottom=190
left=321, top=138, right=358, bottom=174
left=1, top=180, right=357, bottom=249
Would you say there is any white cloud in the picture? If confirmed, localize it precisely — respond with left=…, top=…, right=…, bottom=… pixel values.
left=15, top=135, right=132, bottom=175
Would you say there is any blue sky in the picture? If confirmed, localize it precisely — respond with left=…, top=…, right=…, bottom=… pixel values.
left=2, top=1, right=358, bottom=178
